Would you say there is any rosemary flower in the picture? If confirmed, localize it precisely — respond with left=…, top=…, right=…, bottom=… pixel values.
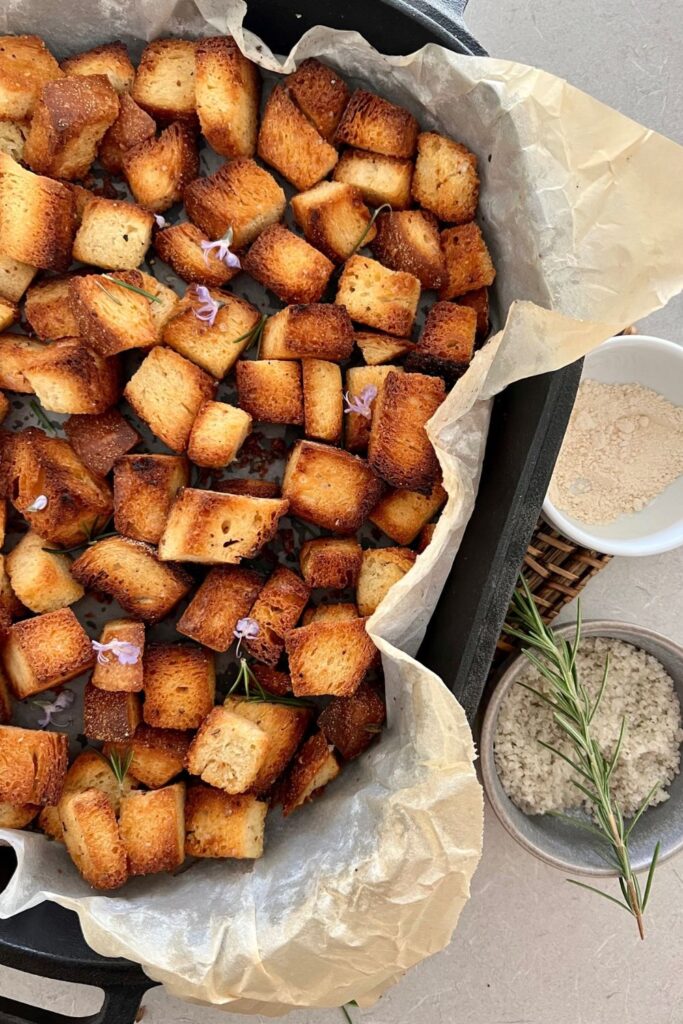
left=92, top=638, right=141, bottom=666
left=200, top=226, right=241, bottom=270
left=32, top=689, right=75, bottom=728
left=25, top=494, right=48, bottom=512
left=192, top=285, right=223, bottom=327
left=233, top=617, right=259, bottom=656
left=344, top=385, right=378, bottom=418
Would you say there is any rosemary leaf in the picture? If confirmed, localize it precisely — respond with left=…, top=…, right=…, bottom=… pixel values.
left=350, top=202, right=392, bottom=255
left=102, top=274, right=162, bottom=304
left=94, top=278, right=123, bottom=306
left=567, top=879, right=635, bottom=915
left=29, top=399, right=58, bottom=435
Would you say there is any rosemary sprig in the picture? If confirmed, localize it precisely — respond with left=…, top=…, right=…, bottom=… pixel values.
left=350, top=202, right=392, bottom=255
left=94, top=277, right=123, bottom=306
left=230, top=313, right=267, bottom=353
left=504, top=577, right=661, bottom=939
left=227, top=657, right=314, bottom=709
left=97, top=746, right=134, bottom=786
left=101, top=274, right=162, bottom=304
left=29, top=399, right=58, bottom=435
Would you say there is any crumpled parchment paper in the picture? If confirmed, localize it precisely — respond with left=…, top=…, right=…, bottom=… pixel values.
left=1, top=0, right=682, bottom=1014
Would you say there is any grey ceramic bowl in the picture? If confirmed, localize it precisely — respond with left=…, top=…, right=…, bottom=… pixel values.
left=480, top=620, right=683, bottom=875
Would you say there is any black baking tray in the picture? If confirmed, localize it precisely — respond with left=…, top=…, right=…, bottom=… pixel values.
left=0, top=2, right=581, bottom=1021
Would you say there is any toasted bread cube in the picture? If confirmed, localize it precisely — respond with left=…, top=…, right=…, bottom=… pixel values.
left=61, top=42, right=135, bottom=95
left=370, top=210, right=445, bottom=289
left=406, top=301, right=476, bottom=379
left=368, top=371, right=445, bottom=492
left=159, top=489, right=289, bottom=565
left=139, top=271, right=180, bottom=333
left=244, top=225, right=334, bottom=304
left=0, top=553, right=21, bottom=624
left=318, top=681, right=386, bottom=760
left=73, top=197, right=154, bottom=270
left=132, top=39, right=197, bottom=121
left=124, top=347, right=215, bottom=452
left=123, top=121, right=198, bottom=213
left=412, top=131, right=479, bottom=225
left=187, top=401, right=252, bottom=469
left=0, top=118, right=28, bottom=162
left=257, top=84, right=337, bottom=191
left=227, top=697, right=312, bottom=795
left=457, top=286, right=490, bottom=340
left=185, top=785, right=266, bottom=858
left=105, top=725, right=191, bottom=789
left=6, top=531, right=84, bottom=614
left=299, top=537, right=362, bottom=590
left=236, top=359, right=303, bottom=426
left=252, top=664, right=292, bottom=696
left=71, top=536, right=192, bottom=623
left=242, top=566, right=310, bottom=666
left=355, top=331, right=413, bottom=366
left=282, top=440, right=382, bottom=534
left=195, top=36, right=260, bottom=157
left=333, top=148, right=412, bottom=209
left=0, top=296, right=17, bottom=332
left=417, top=521, right=437, bottom=551
left=369, top=481, right=447, bottom=545
left=0, top=252, right=37, bottom=302
left=70, top=271, right=158, bottom=357
left=0, top=391, right=7, bottom=424
left=335, top=90, right=418, bottom=158
left=2, top=608, right=94, bottom=699
left=439, top=222, right=496, bottom=299
left=59, top=789, right=127, bottom=890
left=0, top=334, right=45, bottom=391
left=0, top=662, right=9, bottom=725
left=215, top=478, right=280, bottom=499
left=142, top=644, right=215, bottom=731
left=286, top=58, right=349, bottom=142
left=186, top=706, right=269, bottom=794
left=23, top=338, right=120, bottom=415
left=0, top=153, right=75, bottom=271
left=185, top=157, right=285, bottom=248
left=154, top=222, right=238, bottom=288
left=64, top=409, right=140, bottom=478
left=91, top=619, right=145, bottom=693
left=119, top=783, right=185, bottom=876
left=0, top=502, right=6, bottom=549
left=302, top=603, right=359, bottom=626
left=83, top=683, right=141, bottom=742
left=98, top=93, right=156, bottom=174
left=356, top=546, right=416, bottom=616
left=0, top=36, right=62, bottom=119
left=177, top=566, right=263, bottom=652
left=24, top=275, right=81, bottom=340
left=344, top=364, right=405, bottom=453
left=0, top=726, right=67, bottom=805
left=291, top=181, right=375, bottom=264
left=39, top=747, right=139, bottom=843
left=336, top=255, right=420, bottom=337
left=0, top=801, right=39, bottom=829
left=302, top=359, right=343, bottom=443
left=278, top=731, right=340, bottom=816
left=259, top=304, right=354, bottom=362
left=113, top=454, right=189, bottom=545
left=287, top=617, right=377, bottom=697
left=162, top=289, right=260, bottom=378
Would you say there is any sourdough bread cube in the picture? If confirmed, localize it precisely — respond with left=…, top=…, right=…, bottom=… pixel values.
left=252, top=664, right=292, bottom=697
left=123, top=121, right=199, bottom=213
left=154, top=222, right=239, bottom=288
left=187, top=401, right=252, bottom=469
left=286, top=617, right=377, bottom=697
left=2, top=608, right=94, bottom=699
left=196, top=36, right=260, bottom=158
left=69, top=271, right=159, bottom=357
left=177, top=566, right=263, bottom=652
left=132, top=39, right=197, bottom=121
left=439, top=222, right=496, bottom=299
left=113, top=454, right=189, bottom=545
left=257, top=84, right=338, bottom=191
left=368, top=371, right=445, bottom=493
left=318, top=680, right=386, bottom=760
left=0, top=801, right=39, bottom=829
left=23, top=338, right=121, bottom=415
left=291, top=181, right=375, bottom=264
left=371, top=210, right=445, bottom=289
left=285, top=58, right=350, bottom=142
left=59, top=789, right=128, bottom=890
left=142, top=644, right=215, bottom=731
left=0, top=663, right=11, bottom=724
left=6, top=531, right=84, bottom=614
left=236, top=359, right=304, bottom=425
left=244, top=224, right=334, bottom=304
left=302, top=602, right=359, bottom=626
left=162, top=289, right=260, bottom=379
left=456, top=286, right=490, bottom=340
left=369, top=480, right=447, bottom=545
left=158, top=489, right=289, bottom=565
left=336, top=255, right=420, bottom=337
left=406, top=301, right=477, bottom=379
left=71, top=536, right=192, bottom=623
left=0, top=726, right=67, bottom=805
left=299, top=537, right=362, bottom=590
left=61, top=42, right=135, bottom=94
left=242, top=566, right=310, bottom=666
left=333, top=148, right=413, bottom=209
left=83, top=683, right=141, bottom=742
left=0, top=252, right=37, bottom=302
left=226, top=697, right=312, bottom=794
left=356, top=546, right=417, bottom=616
left=184, top=157, right=286, bottom=249
left=335, top=90, right=418, bottom=158
left=25, top=275, right=81, bottom=340
left=124, top=347, right=215, bottom=452
left=355, top=331, right=414, bottom=366
left=278, top=731, right=340, bottom=816
left=259, top=304, right=354, bottom=361
left=64, top=409, right=140, bottom=478
left=0, top=35, right=62, bottom=119
left=0, top=335, right=45, bottom=392
left=302, top=359, right=343, bottom=443
left=185, top=706, right=269, bottom=794
left=119, top=782, right=186, bottom=876
left=0, top=296, right=17, bottom=332
left=282, top=440, right=382, bottom=534
left=0, top=153, right=76, bottom=271
left=73, top=197, right=154, bottom=270
left=215, top=478, right=280, bottom=499
left=39, top=748, right=139, bottom=843
left=0, top=118, right=29, bottom=162
left=105, top=725, right=191, bottom=789
left=344, top=364, right=404, bottom=453
left=98, top=93, right=156, bottom=174
left=412, top=131, right=479, bottom=225
left=185, top=785, right=267, bottom=858
left=417, top=521, right=437, bottom=551
left=91, top=619, right=145, bottom=693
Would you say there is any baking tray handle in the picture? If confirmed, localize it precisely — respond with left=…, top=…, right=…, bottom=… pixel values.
left=0, top=983, right=151, bottom=1024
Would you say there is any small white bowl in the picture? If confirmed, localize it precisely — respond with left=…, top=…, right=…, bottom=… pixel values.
left=543, top=334, right=683, bottom=556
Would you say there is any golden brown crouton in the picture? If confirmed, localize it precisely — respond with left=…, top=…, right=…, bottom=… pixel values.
left=123, top=121, right=199, bottom=213
left=0, top=36, right=63, bottom=120
left=71, top=535, right=192, bottom=623
left=302, top=359, right=343, bottom=443
left=335, top=89, right=418, bottom=158
left=344, top=364, right=406, bottom=453
left=124, top=347, right=215, bottom=452
left=24, top=275, right=81, bottom=340
left=356, top=546, right=416, bottom=616
left=457, top=286, right=490, bottom=340
left=69, top=270, right=159, bottom=357
left=318, top=680, right=386, bottom=760
left=0, top=801, right=39, bottom=829
left=282, top=439, right=382, bottom=533
left=187, top=401, right=252, bottom=469
left=333, top=148, right=413, bottom=209
left=98, top=93, right=156, bottom=174
left=132, top=39, right=197, bottom=121
left=142, top=644, right=215, bottom=731
left=251, top=664, right=292, bottom=697
left=119, top=783, right=185, bottom=876
left=368, top=371, right=445, bottom=492
left=196, top=36, right=260, bottom=158
left=406, top=300, right=477, bottom=379
left=412, top=131, right=479, bottom=224
left=0, top=726, right=67, bottom=805
left=83, top=683, right=141, bottom=742
left=278, top=731, right=340, bottom=816
left=23, top=338, right=121, bottom=415
left=6, top=531, right=84, bottom=614
left=0, top=118, right=28, bottom=162
left=0, top=153, right=76, bottom=271
left=369, top=480, right=447, bottom=545
left=257, top=84, right=338, bottom=191
left=0, top=664, right=11, bottom=724
left=0, top=334, right=45, bottom=391
left=186, top=706, right=269, bottom=794
left=0, top=552, right=20, bottom=622
left=355, top=331, right=413, bottom=366
left=64, top=409, right=140, bottom=478
left=113, top=454, right=189, bottom=545
left=302, top=602, right=359, bottom=626
left=242, top=566, right=310, bottom=666
left=61, top=42, right=135, bottom=95
left=336, top=255, right=420, bottom=337
left=39, top=747, right=139, bottom=843
left=177, top=566, right=263, bottom=652
left=154, top=222, right=239, bottom=288
left=371, top=209, right=445, bottom=289
left=417, top=521, right=437, bottom=551
left=439, top=222, right=496, bottom=299
left=105, top=725, right=191, bottom=789
left=2, top=608, right=94, bottom=699
left=158, top=488, right=289, bottom=565
left=91, top=619, right=145, bottom=693
left=0, top=253, right=37, bottom=303
left=184, top=157, right=285, bottom=248
left=287, top=617, right=377, bottom=697
left=72, top=197, right=154, bottom=270
left=291, top=180, right=375, bottom=263
left=59, top=788, right=127, bottom=890
left=243, top=224, right=334, bottom=304
left=185, top=785, right=266, bottom=858
left=0, top=296, right=17, bottom=332
left=0, top=391, right=7, bottom=423
left=286, top=58, right=350, bottom=142
left=236, top=359, right=304, bottom=425
left=299, top=537, right=362, bottom=590
left=259, top=304, right=354, bottom=361
left=161, top=288, right=260, bottom=379
left=227, top=697, right=312, bottom=795
left=215, top=478, right=280, bottom=499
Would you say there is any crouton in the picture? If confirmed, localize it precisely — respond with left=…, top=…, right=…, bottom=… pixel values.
left=124, top=347, right=215, bottom=452
left=64, top=409, right=140, bottom=478
left=91, top=619, right=145, bottom=693
left=335, top=90, right=418, bottom=158
left=132, top=39, right=197, bottom=121
left=251, top=664, right=292, bottom=696
left=215, top=478, right=280, bottom=499
left=0, top=36, right=63, bottom=120
left=195, top=36, right=260, bottom=157
left=227, top=697, right=312, bottom=794
left=0, top=296, right=17, bottom=332
left=302, top=359, right=343, bottom=443
left=6, top=531, right=84, bottom=614
left=257, top=84, right=338, bottom=191
left=370, top=210, right=445, bottom=289
left=0, top=335, right=45, bottom=392
left=23, top=338, right=121, bottom=415
left=242, top=566, right=310, bottom=666
left=0, top=555, right=20, bottom=624
left=302, top=603, right=359, bottom=626
left=243, top=224, right=334, bottom=304
left=72, top=197, right=154, bottom=270
left=299, top=537, right=362, bottom=590
left=61, top=42, right=135, bottom=95
left=236, top=359, right=303, bottom=425
left=59, top=789, right=128, bottom=889
left=158, top=488, right=289, bottom=565
left=119, top=783, right=185, bottom=876
left=333, top=148, right=413, bottom=209
left=406, top=300, right=476, bottom=379
left=186, top=706, right=269, bottom=794
left=439, top=222, right=496, bottom=299
left=2, top=608, right=94, bottom=699
left=177, top=566, right=263, bottom=652
left=185, top=785, right=266, bottom=858
left=417, top=521, right=436, bottom=551
left=278, top=731, right=340, bottom=816
left=355, top=331, right=413, bottom=366
left=140, top=271, right=180, bottom=333
left=344, top=364, right=404, bottom=453
left=162, top=290, right=260, bottom=379
left=368, top=371, right=445, bottom=492
left=69, top=271, right=160, bottom=357
left=318, top=680, right=386, bottom=760
left=457, top=286, right=490, bottom=340
left=142, top=644, right=215, bottom=731
left=369, top=480, right=447, bottom=545
left=291, top=181, right=375, bottom=264
left=24, top=275, right=81, bottom=340
left=336, top=255, right=420, bottom=337
left=0, top=501, right=5, bottom=547
left=0, top=253, right=37, bottom=303
left=105, top=725, right=191, bottom=789
left=154, top=222, right=239, bottom=288
left=0, top=664, right=10, bottom=724
left=184, top=157, right=285, bottom=248
left=98, top=93, right=156, bottom=174
left=123, top=121, right=198, bottom=213
left=0, top=801, right=39, bottom=829
left=0, top=391, right=7, bottom=423
left=259, top=304, right=354, bottom=362
left=113, top=454, right=189, bottom=544
left=412, top=131, right=479, bottom=225
left=0, top=118, right=28, bottom=162
left=187, top=401, right=252, bottom=469
left=83, top=683, right=142, bottom=742
left=71, top=535, right=192, bottom=623
left=356, top=546, right=416, bottom=616
left=0, top=725, right=67, bottom=805
left=286, top=58, right=350, bottom=142
left=0, top=153, right=76, bottom=271
left=282, top=440, right=382, bottom=533
left=287, top=617, right=377, bottom=697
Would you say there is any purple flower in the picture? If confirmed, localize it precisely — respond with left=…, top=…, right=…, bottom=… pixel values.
left=25, top=494, right=48, bottom=512
left=154, top=214, right=169, bottom=229
left=200, top=226, right=241, bottom=270
left=33, top=688, right=75, bottom=729
left=92, top=639, right=141, bottom=666
left=192, top=285, right=223, bottom=327
left=343, top=384, right=378, bottom=419
left=234, top=617, right=259, bottom=656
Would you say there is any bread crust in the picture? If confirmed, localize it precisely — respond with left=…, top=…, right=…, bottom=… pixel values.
left=368, top=371, right=445, bottom=493
left=335, top=89, right=418, bottom=158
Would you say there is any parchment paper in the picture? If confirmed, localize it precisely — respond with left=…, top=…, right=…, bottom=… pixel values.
left=1, top=0, right=683, bottom=1014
